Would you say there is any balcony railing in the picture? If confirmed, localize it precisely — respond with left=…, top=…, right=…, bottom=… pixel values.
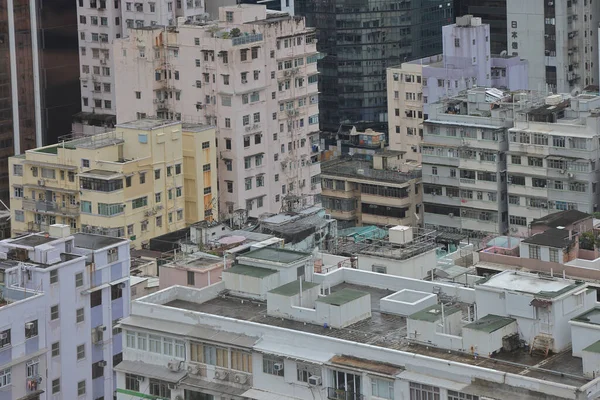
left=327, top=388, right=364, bottom=400
left=22, top=198, right=80, bottom=216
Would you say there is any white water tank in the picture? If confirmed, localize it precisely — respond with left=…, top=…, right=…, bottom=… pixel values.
left=389, top=225, right=413, bottom=245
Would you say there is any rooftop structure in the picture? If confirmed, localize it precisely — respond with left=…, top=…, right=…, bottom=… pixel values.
left=113, top=5, right=321, bottom=219
left=9, top=119, right=217, bottom=248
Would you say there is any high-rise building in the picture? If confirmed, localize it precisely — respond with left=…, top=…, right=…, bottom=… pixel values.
left=74, top=0, right=208, bottom=136
left=454, top=0, right=507, bottom=54
left=295, top=0, right=454, bottom=133
left=387, top=16, right=528, bottom=164
left=507, top=0, right=599, bottom=93
left=113, top=5, right=321, bottom=219
left=0, top=227, right=130, bottom=400
left=9, top=119, right=217, bottom=248
left=0, top=0, right=80, bottom=202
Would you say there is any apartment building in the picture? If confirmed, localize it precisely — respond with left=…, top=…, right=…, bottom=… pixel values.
left=422, top=88, right=518, bottom=236
left=507, top=0, right=598, bottom=93
left=0, top=226, right=130, bottom=400
left=387, top=16, right=528, bottom=163
left=115, top=247, right=600, bottom=400
left=507, top=94, right=600, bottom=236
left=113, top=5, right=321, bottom=218
left=320, top=155, right=422, bottom=229
left=8, top=119, right=217, bottom=248
left=74, top=0, right=209, bottom=135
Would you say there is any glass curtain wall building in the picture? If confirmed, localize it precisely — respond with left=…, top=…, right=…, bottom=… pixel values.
left=296, top=0, right=454, bottom=133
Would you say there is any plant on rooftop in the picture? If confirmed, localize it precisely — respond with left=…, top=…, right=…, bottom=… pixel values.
left=230, top=28, right=241, bottom=38
left=579, top=231, right=600, bottom=250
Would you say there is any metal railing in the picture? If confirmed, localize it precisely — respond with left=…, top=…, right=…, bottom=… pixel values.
left=22, top=198, right=80, bottom=216
left=327, top=388, right=364, bottom=400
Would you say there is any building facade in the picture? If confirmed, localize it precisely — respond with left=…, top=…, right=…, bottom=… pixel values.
left=0, top=227, right=130, bottom=400
left=74, top=0, right=208, bottom=135
left=8, top=119, right=217, bottom=248
left=113, top=5, right=321, bottom=219
left=0, top=0, right=80, bottom=203
left=507, top=0, right=599, bottom=93
left=295, top=0, right=454, bottom=133
left=387, top=16, right=528, bottom=163
left=454, top=0, right=507, bottom=54
left=320, top=155, right=422, bottom=229
left=507, top=94, right=600, bottom=236
left=422, top=88, right=516, bottom=236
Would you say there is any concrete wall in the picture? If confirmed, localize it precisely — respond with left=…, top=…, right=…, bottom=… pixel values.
left=463, top=321, right=518, bottom=357
left=357, top=249, right=437, bottom=279
left=582, top=350, right=600, bottom=379
left=159, top=265, right=223, bottom=290
left=380, top=290, right=437, bottom=316
left=570, top=322, right=600, bottom=357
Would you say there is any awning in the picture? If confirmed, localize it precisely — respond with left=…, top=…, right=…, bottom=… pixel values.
left=16, top=390, right=45, bottom=400
left=242, top=388, right=303, bottom=400
left=115, top=360, right=186, bottom=382
left=181, top=376, right=247, bottom=396
left=397, top=371, right=468, bottom=392
left=81, top=283, right=110, bottom=294
left=254, top=339, right=335, bottom=364
left=110, top=276, right=129, bottom=285
left=22, top=160, right=77, bottom=170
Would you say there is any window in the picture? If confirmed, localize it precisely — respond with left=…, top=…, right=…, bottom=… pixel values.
left=77, top=344, right=85, bottom=360
left=50, top=269, right=58, bottom=284
left=92, top=360, right=104, bottom=379
left=75, top=272, right=84, bottom=287
left=15, top=210, right=24, bottom=222
left=263, top=355, right=284, bottom=376
left=51, top=305, right=59, bottom=320
left=529, top=245, right=541, bottom=260
left=372, top=378, right=394, bottom=400
left=52, top=378, right=60, bottom=394
left=226, top=11, right=233, bottom=22
left=25, top=320, right=38, bottom=338
left=203, top=164, right=211, bottom=172
left=149, top=379, right=171, bottom=398
left=76, top=308, right=84, bottom=323
left=202, top=141, right=210, bottom=149
left=90, top=290, right=102, bottom=308
left=132, top=196, right=148, bottom=209
left=447, top=391, right=479, bottom=400
left=511, top=155, right=521, bottom=165
left=410, top=382, right=439, bottom=400
left=187, top=271, right=195, bottom=285
left=549, top=248, right=559, bottom=263
left=125, top=373, right=141, bottom=391
left=78, top=380, right=86, bottom=396
left=245, top=178, right=252, bottom=190
left=137, top=332, right=147, bottom=351
left=51, top=342, right=60, bottom=357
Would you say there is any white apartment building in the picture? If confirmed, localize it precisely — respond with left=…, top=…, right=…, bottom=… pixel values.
left=422, top=88, right=516, bottom=237
left=387, top=16, right=528, bottom=164
left=75, top=0, right=210, bottom=135
left=115, top=248, right=600, bottom=400
left=113, top=5, right=321, bottom=219
left=0, top=226, right=130, bottom=400
left=507, top=0, right=598, bottom=93
left=507, top=93, right=600, bottom=236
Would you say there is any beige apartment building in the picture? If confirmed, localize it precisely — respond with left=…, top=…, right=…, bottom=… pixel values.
left=113, top=5, right=321, bottom=219
left=9, top=119, right=217, bottom=248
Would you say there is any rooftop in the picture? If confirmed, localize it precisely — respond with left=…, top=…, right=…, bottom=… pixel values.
left=409, top=304, right=461, bottom=322
left=531, top=210, right=591, bottom=228
left=321, top=158, right=421, bottom=184
left=10, top=234, right=58, bottom=248
left=224, top=264, right=277, bottom=278
left=478, top=271, right=583, bottom=298
left=74, top=233, right=127, bottom=250
left=463, top=314, right=516, bottom=333
left=316, top=288, right=369, bottom=306
left=241, top=247, right=310, bottom=265
left=181, top=123, right=213, bottom=133
left=572, top=307, right=600, bottom=326
left=116, top=118, right=180, bottom=130
left=522, top=228, right=573, bottom=248
left=79, top=169, right=123, bottom=179
left=268, top=280, right=319, bottom=297
left=583, top=340, right=600, bottom=354
left=159, top=282, right=589, bottom=387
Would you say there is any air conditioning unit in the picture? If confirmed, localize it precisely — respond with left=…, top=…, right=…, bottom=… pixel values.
left=308, top=375, right=322, bottom=386
left=559, top=169, right=566, bottom=174
left=136, top=376, right=145, bottom=382
left=214, top=370, right=229, bottom=380
left=117, top=283, right=126, bottom=289
left=242, top=79, right=248, bottom=84
left=0, top=333, right=7, bottom=340
left=273, top=363, right=284, bottom=372
left=187, top=365, right=200, bottom=375
left=38, top=179, right=45, bottom=186
left=234, top=373, right=248, bottom=384
left=25, top=322, right=35, bottom=329
left=168, top=383, right=177, bottom=390
left=98, top=361, right=107, bottom=367
left=167, top=360, right=180, bottom=372
left=98, top=325, right=107, bottom=331
left=93, top=328, right=104, bottom=344
left=449, top=213, right=454, bottom=218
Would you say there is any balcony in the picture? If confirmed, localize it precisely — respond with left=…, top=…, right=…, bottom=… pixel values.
left=328, top=388, right=364, bottom=400
left=23, top=198, right=80, bottom=217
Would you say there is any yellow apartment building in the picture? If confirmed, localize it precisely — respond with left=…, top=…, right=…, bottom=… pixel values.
left=9, top=119, right=217, bottom=248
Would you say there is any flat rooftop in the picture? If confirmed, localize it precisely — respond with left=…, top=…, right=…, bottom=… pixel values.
left=116, top=118, right=180, bottom=130
left=268, top=280, right=319, bottom=297
left=572, top=307, right=600, bottom=326
left=181, top=123, right=213, bottom=133
left=10, top=234, right=59, bottom=247
left=316, top=288, right=369, bottom=306
left=478, top=271, right=581, bottom=297
left=162, top=282, right=588, bottom=386
left=74, top=233, right=126, bottom=250
left=224, top=264, right=277, bottom=278
left=463, top=314, right=516, bottom=333
left=409, top=304, right=461, bottom=322
left=241, top=247, right=310, bottom=264
left=79, top=169, right=123, bottom=179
